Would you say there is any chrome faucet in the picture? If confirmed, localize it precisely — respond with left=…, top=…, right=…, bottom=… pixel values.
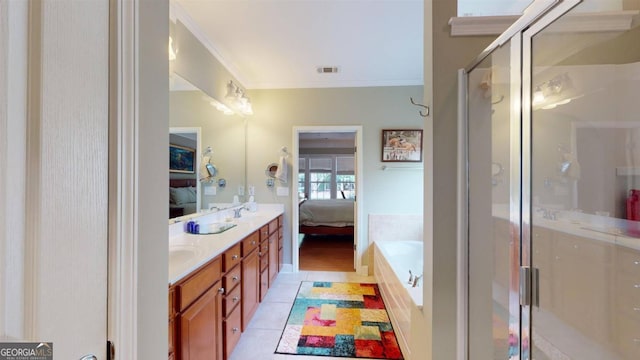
left=233, top=206, right=245, bottom=218
left=537, top=207, right=559, bottom=220
left=412, top=274, right=423, bottom=288
left=408, top=270, right=414, bottom=285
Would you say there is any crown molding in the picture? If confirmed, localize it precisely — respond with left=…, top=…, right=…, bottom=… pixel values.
left=450, top=10, right=639, bottom=36
left=247, top=78, right=424, bottom=90
left=169, top=1, right=248, bottom=87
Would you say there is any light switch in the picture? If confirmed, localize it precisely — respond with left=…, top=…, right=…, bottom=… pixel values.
left=204, top=185, right=216, bottom=195
left=276, top=186, right=289, bottom=197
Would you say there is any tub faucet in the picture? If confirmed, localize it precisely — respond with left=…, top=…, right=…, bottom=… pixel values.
left=412, top=274, right=423, bottom=288
left=408, top=270, right=414, bottom=285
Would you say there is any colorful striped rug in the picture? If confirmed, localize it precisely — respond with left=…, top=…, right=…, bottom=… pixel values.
left=275, top=282, right=404, bottom=359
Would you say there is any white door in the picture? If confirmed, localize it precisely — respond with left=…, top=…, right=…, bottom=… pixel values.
left=1, top=1, right=109, bottom=358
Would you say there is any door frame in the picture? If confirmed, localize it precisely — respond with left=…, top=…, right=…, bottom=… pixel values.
left=291, top=125, right=365, bottom=274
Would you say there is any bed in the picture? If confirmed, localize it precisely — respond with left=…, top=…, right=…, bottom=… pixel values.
left=298, top=199, right=354, bottom=235
left=169, top=178, right=197, bottom=218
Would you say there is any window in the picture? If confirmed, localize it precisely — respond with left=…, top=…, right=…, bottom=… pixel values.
left=299, top=155, right=355, bottom=200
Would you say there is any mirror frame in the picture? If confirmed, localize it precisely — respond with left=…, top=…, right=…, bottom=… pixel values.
left=169, top=126, right=202, bottom=219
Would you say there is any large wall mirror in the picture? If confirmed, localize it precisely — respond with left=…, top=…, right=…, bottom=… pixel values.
left=169, top=72, right=247, bottom=220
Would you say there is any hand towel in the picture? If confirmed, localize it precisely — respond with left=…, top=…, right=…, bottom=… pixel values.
left=274, top=156, right=288, bottom=183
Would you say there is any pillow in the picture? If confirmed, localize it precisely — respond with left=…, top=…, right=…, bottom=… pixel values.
left=170, top=187, right=196, bottom=206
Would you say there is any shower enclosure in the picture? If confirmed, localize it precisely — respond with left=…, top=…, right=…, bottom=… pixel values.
left=461, top=0, right=640, bottom=359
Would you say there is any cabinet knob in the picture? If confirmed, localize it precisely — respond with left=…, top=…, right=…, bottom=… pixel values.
left=233, top=296, right=239, bottom=302
left=258, top=252, right=262, bottom=256
left=634, top=284, right=640, bottom=289
left=232, top=327, right=239, bottom=334
left=218, top=287, right=225, bottom=294
left=251, top=240, right=256, bottom=245
left=634, top=261, right=640, bottom=265
left=232, top=254, right=239, bottom=260
left=233, top=276, right=239, bottom=282
left=633, top=307, right=640, bottom=312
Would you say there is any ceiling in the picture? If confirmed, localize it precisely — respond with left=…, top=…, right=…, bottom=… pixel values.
left=171, top=0, right=424, bottom=90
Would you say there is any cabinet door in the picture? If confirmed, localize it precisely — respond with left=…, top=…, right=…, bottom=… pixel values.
left=180, top=284, right=223, bottom=360
left=260, top=268, right=269, bottom=302
left=268, top=233, right=278, bottom=285
left=241, top=250, right=260, bottom=331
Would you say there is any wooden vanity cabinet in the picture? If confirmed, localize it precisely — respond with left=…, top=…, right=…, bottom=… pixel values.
left=169, top=215, right=283, bottom=360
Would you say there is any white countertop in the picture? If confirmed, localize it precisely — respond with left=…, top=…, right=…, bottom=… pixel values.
left=492, top=204, right=640, bottom=251
left=168, top=204, right=284, bottom=285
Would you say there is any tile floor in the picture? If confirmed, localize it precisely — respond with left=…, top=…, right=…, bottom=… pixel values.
left=228, top=271, right=377, bottom=360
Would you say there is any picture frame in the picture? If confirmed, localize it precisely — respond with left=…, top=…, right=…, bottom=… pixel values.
left=381, top=129, right=423, bottom=162
left=169, top=144, right=196, bottom=173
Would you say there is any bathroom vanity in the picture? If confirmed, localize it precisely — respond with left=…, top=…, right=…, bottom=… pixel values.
left=167, top=206, right=284, bottom=360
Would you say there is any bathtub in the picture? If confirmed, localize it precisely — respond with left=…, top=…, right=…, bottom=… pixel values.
left=374, top=240, right=424, bottom=360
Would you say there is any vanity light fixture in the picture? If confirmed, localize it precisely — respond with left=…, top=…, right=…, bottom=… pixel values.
left=168, top=36, right=178, bottom=61
left=225, top=80, right=253, bottom=116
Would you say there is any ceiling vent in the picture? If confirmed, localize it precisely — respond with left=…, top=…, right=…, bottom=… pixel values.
left=317, top=66, right=339, bottom=74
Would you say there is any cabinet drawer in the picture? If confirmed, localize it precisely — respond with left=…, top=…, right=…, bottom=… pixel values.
left=617, top=245, right=640, bottom=276
left=259, top=240, right=269, bottom=255
left=242, top=231, right=260, bottom=256
left=260, top=252, right=269, bottom=271
left=278, top=234, right=283, bottom=250
left=554, top=233, right=611, bottom=263
left=260, top=225, right=269, bottom=241
left=278, top=215, right=283, bottom=228
left=223, top=284, right=242, bottom=317
left=616, top=271, right=640, bottom=312
left=223, top=243, right=242, bottom=272
left=224, top=306, right=242, bottom=360
left=223, top=265, right=242, bottom=293
left=179, top=257, right=221, bottom=312
left=268, top=218, right=278, bottom=235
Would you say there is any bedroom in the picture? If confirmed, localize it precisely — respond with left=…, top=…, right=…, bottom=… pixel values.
left=297, top=131, right=357, bottom=272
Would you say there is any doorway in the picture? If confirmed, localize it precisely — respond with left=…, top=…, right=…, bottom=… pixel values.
left=291, top=126, right=364, bottom=274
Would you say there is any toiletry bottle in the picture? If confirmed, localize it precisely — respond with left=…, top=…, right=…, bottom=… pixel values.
left=187, top=220, right=195, bottom=233
left=194, top=221, right=200, bottom=234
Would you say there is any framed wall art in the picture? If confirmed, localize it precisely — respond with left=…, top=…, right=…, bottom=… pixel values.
left=381, top=129, right=423, bottom=162
left=169, top=144, right=196, bottom=173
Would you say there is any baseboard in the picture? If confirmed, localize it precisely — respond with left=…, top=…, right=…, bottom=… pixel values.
left=281, top=264, right=293, bottom=273
left=357, top=265, right=369, bottom=276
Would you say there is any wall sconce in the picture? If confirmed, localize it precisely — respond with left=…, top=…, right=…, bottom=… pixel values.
left=532, top=73, right=580, bottom=110
left=168, top=36, right=178, bottom=61
left=225, top=80, right=253, bottom=116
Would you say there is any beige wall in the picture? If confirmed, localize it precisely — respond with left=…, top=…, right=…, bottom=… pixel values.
left=248, top=86, right=424, bottom=267
left=425, top=0, right=495, bottom=359
left=137, top=1, right=169, bottom=358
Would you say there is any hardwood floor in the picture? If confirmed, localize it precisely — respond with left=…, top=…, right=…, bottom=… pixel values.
left=299, top=234, right=354, bottom=272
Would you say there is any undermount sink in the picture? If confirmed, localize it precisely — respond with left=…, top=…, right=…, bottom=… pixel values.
left=169, top=246, right=199, bottom=263
left=198, top=222, right=237, bottom=234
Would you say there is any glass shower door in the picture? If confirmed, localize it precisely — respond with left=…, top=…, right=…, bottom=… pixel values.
left=467, top=37, right=522, bottom=360
left=526, top=2, right=640, bottom=359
